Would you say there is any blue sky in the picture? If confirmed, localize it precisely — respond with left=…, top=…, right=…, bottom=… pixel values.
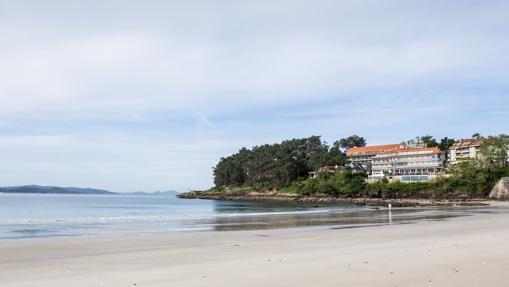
left=0, top=0, right=508, bottom=192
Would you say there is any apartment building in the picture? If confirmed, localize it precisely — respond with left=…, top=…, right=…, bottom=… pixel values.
left=346, top=143, right=406, bottom=172
left=448, top=138, right=485, bottom=164
left=369, top=147, right=445, bottom=182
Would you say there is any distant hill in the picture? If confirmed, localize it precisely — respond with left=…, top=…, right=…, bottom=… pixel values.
left=0, top=185, right=116, bottom=195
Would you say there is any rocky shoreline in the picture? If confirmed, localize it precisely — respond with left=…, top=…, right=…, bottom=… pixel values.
left=178, top=191, right=487, bottom=207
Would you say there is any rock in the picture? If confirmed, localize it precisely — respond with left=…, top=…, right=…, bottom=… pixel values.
left=177, top=191, right=198, bottom=199
left=178, top=190, right=487, bottom=207
left=489, top=177, right=509, bottom=200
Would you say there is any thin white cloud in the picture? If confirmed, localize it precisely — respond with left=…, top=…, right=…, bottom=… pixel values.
left=1, top=1, right=508, bottom=117
left=0, top=0, right=508, bottom=191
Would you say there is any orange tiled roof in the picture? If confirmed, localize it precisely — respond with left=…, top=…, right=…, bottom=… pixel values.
left=346, top=144, right=403, bottom=156
left=377, top=147, right=442, bottom=156
left=450, top=138, right=484, bottom=149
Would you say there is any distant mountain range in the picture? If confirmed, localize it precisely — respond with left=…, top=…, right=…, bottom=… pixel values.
left=0, top=185, right=180, bottom=196
left=0, top=185, right=115, bottom=195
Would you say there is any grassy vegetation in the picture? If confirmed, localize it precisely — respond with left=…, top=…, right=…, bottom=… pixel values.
left=279, top=161, right=509, bottom=199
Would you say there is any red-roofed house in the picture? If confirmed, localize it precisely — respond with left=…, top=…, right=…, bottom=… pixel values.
left=346, top=143, right=406, bottom=172
left=448, top=138, right=485, bottom=164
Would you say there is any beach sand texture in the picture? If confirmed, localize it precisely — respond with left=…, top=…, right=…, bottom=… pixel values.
left=1, top=208, right=508, bottom=287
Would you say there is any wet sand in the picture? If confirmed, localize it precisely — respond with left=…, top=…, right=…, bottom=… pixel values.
left=1, top=203, right=509, bottom=287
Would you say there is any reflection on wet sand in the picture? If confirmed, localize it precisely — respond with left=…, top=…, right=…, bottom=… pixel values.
left=202, top=204, right=507, bottom=231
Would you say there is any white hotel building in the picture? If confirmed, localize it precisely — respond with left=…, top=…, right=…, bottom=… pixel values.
left=368, top=147, right=445, bottom=183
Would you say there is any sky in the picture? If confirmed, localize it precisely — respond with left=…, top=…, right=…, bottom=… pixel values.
left=0, top=0, right=508, bottom=192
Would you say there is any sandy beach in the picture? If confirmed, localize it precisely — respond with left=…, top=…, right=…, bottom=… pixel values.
left=2, top=205, right=509, bottom=287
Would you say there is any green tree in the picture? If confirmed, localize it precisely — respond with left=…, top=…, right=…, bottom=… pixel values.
left=420, top=135, right=439, bottom=148
left=449, top=159, right=491, bottom=197
left=439, top=137, right=456, bottom=152
left=325, top=141, right=346, bottom=166
left=499, top=134, right=509, bottom=141
left=338, top=135, right=366, bottom=149
left=479, top=136, right=509, bottom=168
left=213, top=136, right=335, bottom=189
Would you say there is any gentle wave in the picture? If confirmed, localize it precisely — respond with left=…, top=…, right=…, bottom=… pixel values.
left=0, top=208, right=354, bottom=225
left=215, top=209, right=335, bottom=217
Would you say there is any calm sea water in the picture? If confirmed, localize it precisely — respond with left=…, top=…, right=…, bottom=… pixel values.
left=0, top=193, right=503, bottom=239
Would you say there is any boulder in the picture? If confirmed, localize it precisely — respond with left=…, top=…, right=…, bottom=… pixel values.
left=177, top=191, right=198, bottom=199
left=489, top=177, right=509, bottom=200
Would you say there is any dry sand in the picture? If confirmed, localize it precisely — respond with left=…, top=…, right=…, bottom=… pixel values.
left=1, top=206, right=509, bottom=287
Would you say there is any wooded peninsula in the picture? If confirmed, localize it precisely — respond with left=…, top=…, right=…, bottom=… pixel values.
left=180, top=134, right=509, bottom=205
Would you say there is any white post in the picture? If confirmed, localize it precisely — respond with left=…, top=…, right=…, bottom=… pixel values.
left=388, top=204, right=392, bottom=225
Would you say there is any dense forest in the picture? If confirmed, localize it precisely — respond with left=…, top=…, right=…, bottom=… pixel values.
left=213, top=135, right=365, bottom=189
left=212, top=134, right=509, bottom=198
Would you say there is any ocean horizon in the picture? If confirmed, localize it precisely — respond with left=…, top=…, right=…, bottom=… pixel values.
left=1, top=193, right=503, bottom=240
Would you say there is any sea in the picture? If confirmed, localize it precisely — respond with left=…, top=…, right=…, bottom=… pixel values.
left=0, top=193, right=504, bottom=239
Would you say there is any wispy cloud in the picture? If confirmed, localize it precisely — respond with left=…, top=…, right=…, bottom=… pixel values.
left=0, top=0, right=508, bottom=191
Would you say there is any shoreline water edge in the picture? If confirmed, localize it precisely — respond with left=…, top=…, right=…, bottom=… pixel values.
left=2, top=206, right=509, bottom=287
left=178, top=190, right=489, bottom=207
